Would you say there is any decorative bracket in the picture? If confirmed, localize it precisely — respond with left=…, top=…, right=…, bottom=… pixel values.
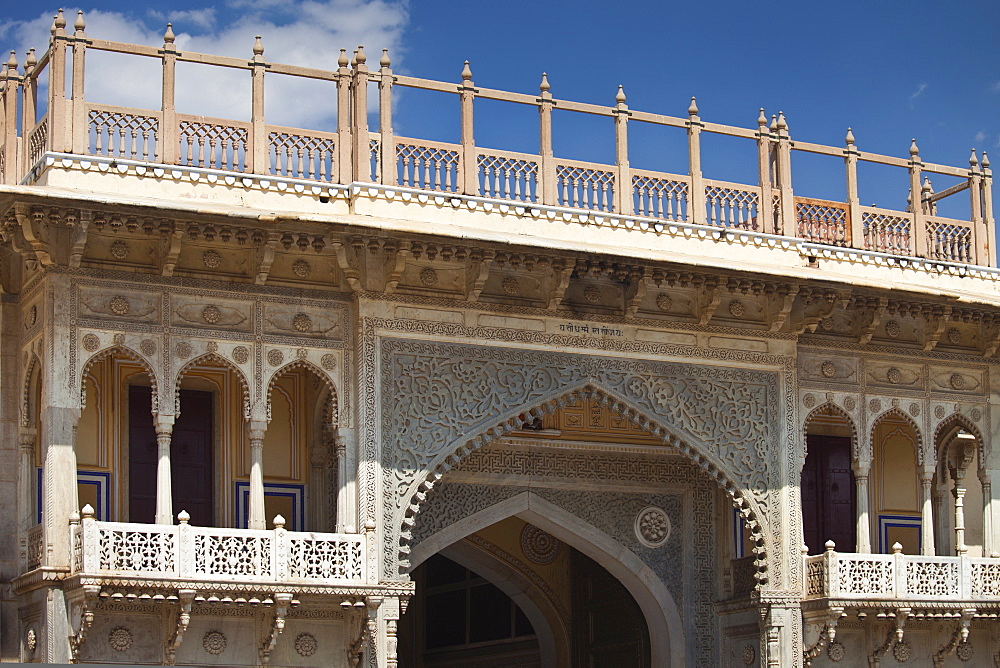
left=932, top=607, right=975, bottom=667
left=259, top=592, right=293, bottom=665
left=695, top=280, right=722, bottom=326
left=855, top=296, right=888, bottom=345
left=14, top=203, right=53, bottom=267
left=869, top=607, right=909, bottom=668
left=384, top=240, right=412, bottom=295
left=331, top=238, right=363, bottom=291
left=254, top=231, right=280, bottom=285
left=922, top=305, right=953, bottom=351
left=164, top=589, right=194, bottom=666
left=161, top=226, right=183, bottom=277
left=624, top=270, right=651, bottom=318
left=544, top=261, right=574, bottom=310
left=464, top=248, right=493, bottom=302
left=765, top=284, right=798, bottom=332
left=67, top=585, right=100, bottom=663
left=68, top=210, right=91, bottom=268
left=802, top=606, right=843, bottom=666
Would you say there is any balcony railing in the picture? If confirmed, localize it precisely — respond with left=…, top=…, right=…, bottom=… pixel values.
left=0, top=10, right=994, bottom=266
left=804, top=544, right=1000, bottom=602
left=69, top=510, right=366, bottom=585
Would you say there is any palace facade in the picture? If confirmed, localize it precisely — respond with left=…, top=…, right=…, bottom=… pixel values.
left=1, top=11, right=998, bottom=667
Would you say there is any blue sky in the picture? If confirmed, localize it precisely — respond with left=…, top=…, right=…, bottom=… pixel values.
left=1, top=0, right=997, bottom=219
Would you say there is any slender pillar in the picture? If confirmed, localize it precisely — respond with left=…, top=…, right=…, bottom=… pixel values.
left=908, top=140, right=928, bottom=258
left=686, top=98, right=705, bottom=225
left=920, top=469, right=936, bottom=555
left=459, top=61, right=476, bottom=195
left=160, top=24, right=178, bottom=164
left=154, top=416, right=174, bottom=524
left=335, top=433, right=350, bottom=532
left=309, top=426, right=333, bottom=531
left=845, top=128, right=862, bottom=247
left=249, top=36, right=267, bottom=174
left=40, top=405, right=80, bottom=567
left=613, top=86, right=631, bottom=215
left=755, top=109, right=775, bottom=234
left=351, top=46, right=371, bottom=182
left=69, top=11, right=88, bottom=155
left=980, top=472, right=993, bottom=556
left=854, top=470, right=872, bottom=553
left=378, top=49, right=395, bottom=186
left=953, top=469, right=968, bottom=556
left=248, top=421, right=267, bottom=529
left=538, top=73, right=555, bottom=206
left=18, top=427, right=37, bottom=530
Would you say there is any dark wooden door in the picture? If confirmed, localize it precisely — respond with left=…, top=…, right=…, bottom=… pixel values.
left=802, top=435, right=856, bottom=554
left=571, top=548, right=650, bottom=668
left=129, top=387, right=214, bottom=526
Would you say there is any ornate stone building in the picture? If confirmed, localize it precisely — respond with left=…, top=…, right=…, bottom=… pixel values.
left=0, top=11, right=998, bottom=667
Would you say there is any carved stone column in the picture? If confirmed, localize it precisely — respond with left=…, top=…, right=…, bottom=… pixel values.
left=310, top=426, right=333, bottom=531
left=40, top=404, right=80, bottom=568
left=920, top=468, right=936, bottom=555
left=981, top=470, right=995, bottom=557
left=853, top=463, right=872, bottom=553
left=335, top=432, right=351, bottom=533
left=18, top=427, right=37, bottom=530
left=248, top=421, right=267, bottom=529
left=952, top=468, right=968, bottom=556
left=154, top=415, right=175, bottom=525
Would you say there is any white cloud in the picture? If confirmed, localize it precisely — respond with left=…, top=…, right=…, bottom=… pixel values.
left=991, top=81, right=1000, bottom=94
left=1, top=1, right=408, bottom=131
left=976, top=131, right=987, bottom=143
left=909, top=83, right=928, bottom=101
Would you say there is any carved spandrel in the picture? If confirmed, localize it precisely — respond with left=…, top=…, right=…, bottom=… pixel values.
left=170, top=297, right=252, bottom=331
left=78, top=288, right=160, bottom=323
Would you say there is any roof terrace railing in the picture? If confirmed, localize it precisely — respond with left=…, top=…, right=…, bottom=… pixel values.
left=0, top=10, right=994, bottom=266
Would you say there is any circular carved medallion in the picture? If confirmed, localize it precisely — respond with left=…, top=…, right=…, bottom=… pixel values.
left=202, top=249, right=222, bottom=268
left=419, top=267, right=438, bottom=286
left=295, top=632, right=318, bottom=657
left=655, top=293, right=672, bottom=311
left=139, top=339, right=156, bottom=357
left=25, top=628, right=36, bottom=653
left=885, top=320, right=901, bottom=338
left=583, top=285, right=601, bottom=304
left=292, top=259, right=312, bottom=278
left=175, top=341, right=192, bottom=359
left=109, top=240, right=130, bottom=260
left=948, top=327, right=962, bottom=345
left=742, top=643, right=756, bottom=665
left=293, top=313, right=313, bottom=332
left=232, top=346, right=250, bottom=365
left=870, top=398, right=882, bottom=413
left=267, top=349, right=284, bottom=367
left=109, top=296, right=131, bottom=315
left=971, top=407, right=982, bottom=422
left=803, top=393, right=816, bottom=409
left=203, top=630, right=227, bottom=655
left=296, top=348, right=308, bottom=359
left=892, top=640, right=912, bottom=662
left=843, top=396, right=856, bottom=411
left=202, top=305, right=222, bottom=324
left=950, top=373, right=966, bottom=390
left=520, top=524, right=561, bottom=564
left=82, top=333, right=100, bottom=352
left=321, top=354, right=337, bottom=371
left=908, top=403, right=920, bottom=417
left=935, top=405, right=946, bottom=419
left=956, top=640, right=973, bottom=662
left=502, top=276, right=519, bottom=295
left=886, top=367, right=902, bottom=384
left=108, top=627, right=133, bottom=652
left=206, top=341, right=218, bottom=354
left=729, top=300, right=745, bottom=317
left=635, top=506, right=671, bottom=548
left=821, top=361, right=836, bottom=378
left=827, top=640, right=845, bottom=662
left=820, top=317, right=834, bottom=331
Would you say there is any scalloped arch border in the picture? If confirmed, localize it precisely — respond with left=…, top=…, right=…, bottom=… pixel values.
left=175, top=352, right=251, bottom=419
left=265, top=359, right=339, bottom=425
left=80, top=345, right=159, bottom=412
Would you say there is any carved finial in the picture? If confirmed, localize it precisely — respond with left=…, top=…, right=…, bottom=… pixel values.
left=776, top=111, right=787, bottom=131
left=177, top=509, right=190, bottom=524
left=355, top=45, right=366, bottom=65
left=69, top=510, right=80, bottom=525
left=81, top=503, right=95, bottom=519
left=688, top=96, right=698, bottom=116
left=461, top=60, right=472, bottom=82
left=539, top=72, right=550, bottom=93
left=909, top=138, right=919, bottom=156
left=338, top=48, right=348, bottom=68
left=769, top=114, right=778, bottom=132
left=982, top=151, right=990, bottom=169
left=74, top=10, right=85, bottom=34
left=273, top=514, right=285, bottom=529
left=253, top=35, right=264, bottom=57
left=5, top=51, right=18, bottom=76
left=969, top=148, right=979, bottom=168
left=380, top=48, right=390, bottom=69
left=164, top=23, right=175, bottom=45
left=824, top=540, right=836, bottom=552
left=892, top=541, right=903, bottom=554
left=757, top=108, right=767, bottom=127
left=615, top=84, right=626, bottom=105
left=845, top=127, right=855, bottom=146
left=53, top=8, right=66, bottom=34
left=922, top=175, right=934, bottom=194
left=25, top=48, right=36, bottom=71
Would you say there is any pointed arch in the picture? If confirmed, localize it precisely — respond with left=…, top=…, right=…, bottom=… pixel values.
left=174, top=352, right=251, bottom=419
left=802, top=402, right=858, bottom=461
left=871, top=407, right=923, bottom=465
left=20, top=352, right=41, bottom=427
left=398, top=381, right=771, bottom=591
left=409, top=491, right=684, bottom=668
left=934, top=413, right=984, bottom=471
left=80, top=346, right=159, bottom=413
left=265, top=358, right=338, bottom=425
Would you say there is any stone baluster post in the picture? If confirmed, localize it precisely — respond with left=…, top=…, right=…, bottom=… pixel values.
left=979, top=470, right=993, bottom=556
left=18, top=427, right=37, bottom=531
left=908, top=139, right=929, bottom=258
left=69, top=12, right=89, bottom=155
left=952, top=467, right=967, bottom=556
left=981, top=152, right=995, bottom=266
left=459, top=61, right=476, bottom=196
left=351, top=47, right=371, bottom=182
left=335, top=432, right=351, bottom=532
left=613, top=85, right=631, bottom=216
left=336, top=49, right=352, bottom=184
left=755, top=109, right=775, bottom=234
left=853, top=463, right=872, bottom=553
left=248, top=421, right=267, bottom=529
left=538, top=73, right=555, bottom=206
left=46, top=10, right=69, bottom=154
left=920, top=468, right=936, bottom=555
left=845, top=128, right=862, bottom=248
left=249, top=36, right=267, bottom=175
left=160, top=24, right=178, bottom=164
left=154, top=415, right=175, bottom=524
left=686, top=98, right=705, bottom=225
left=1, top=52, right=20, bottom=184
left=378, top=49, right=395, bottom=186
left=969, top=150, right=986, bottom=264
left=21, top=50, right=37, bottom=176
left=774, top=112, right=795, bottom=235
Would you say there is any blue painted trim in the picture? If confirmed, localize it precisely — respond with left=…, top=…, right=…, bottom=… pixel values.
left=36, top=468, right=112, bottom=522
left=234, top=481, right=305, bottom=530
left=878, top=514, right=922, bottom=553
left=733, top=509, right=745, bottom=558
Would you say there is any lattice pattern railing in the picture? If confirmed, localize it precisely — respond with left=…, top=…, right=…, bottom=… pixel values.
left=268, top=127, right=337, bottom=181
left=926, top=217, right=973, bottom=263
left=27, top=116, right=49, bottom=167
left=396, top=139, right=459, bottom=192
left=861, top=207, right=910, bottom=255
left=804, top=549, right=1000, bottom=601
left=88, top=105, right=160, bottom=161
left=795, top=197, right=849, bottom=246
left=73, top=516, right=365, bottom=583
left=22, top=525, right=44, bottom=571
left=368, top=136, right=381, bottom=182
left=477, top=150, right=538, bottom=202
left=632, top=171, right=688, bottom=221
left=177, top=117, right=249, bottom=172
left=556, top=162, right=615, bottom=212
left=705, top=181, right=759, bottom=230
